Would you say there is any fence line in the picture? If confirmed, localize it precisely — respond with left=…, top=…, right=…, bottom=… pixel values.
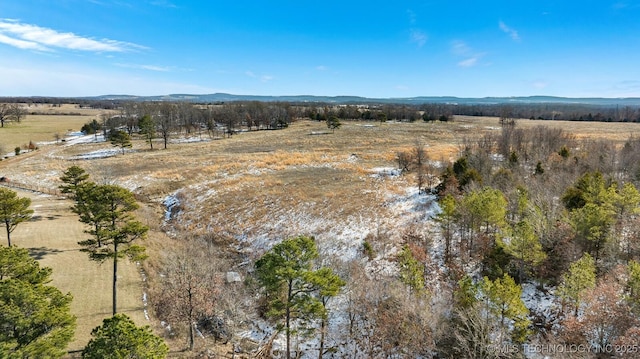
left=0, top=180, right=63, bottom=197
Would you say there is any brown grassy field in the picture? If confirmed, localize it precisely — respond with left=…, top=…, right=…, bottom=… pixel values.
left=4, top=114, right=640, bottom=355
left=8, top=189, right=147, bottom=353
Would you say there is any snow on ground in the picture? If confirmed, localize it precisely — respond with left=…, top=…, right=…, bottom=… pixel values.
left=163, top=193, right=182, bottom=223
left=370, top=167, right=402, bottom=178
left=17, top=128, right=562, bottom=356
left=521, top=282, right=558, bottom=330
left=157, top=164, right=438, bottom=355
left=69, top=148, right=123, bottom=160
left=57, top=132, right=136, bottom=160
left=169, top=136, right=211, bottom=144
left=167, top=175, right=444, bottom=357
left=63, top=132, right=105, bottom=145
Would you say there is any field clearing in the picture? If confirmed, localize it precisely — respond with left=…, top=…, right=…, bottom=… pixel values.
left=6, top=116, right=640, bottom=235
left=8, top=189, right=147, bottom=353
left=5, top=114, right=640, bottom=355
left=0, top=103, right=109, bottom=153
left=455, top=115, right=640, bottom=143
left=0, top=114, right=96, bottom=153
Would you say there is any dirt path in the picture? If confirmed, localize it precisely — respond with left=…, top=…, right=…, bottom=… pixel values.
left=9, top=189, right=147, bottom=352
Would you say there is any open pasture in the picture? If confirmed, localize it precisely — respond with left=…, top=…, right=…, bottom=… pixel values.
left=4, top=114, right=640, bottom=355
left=6, top=116, right=640, bottom=233
left=0, top=103, right=108, bottom=153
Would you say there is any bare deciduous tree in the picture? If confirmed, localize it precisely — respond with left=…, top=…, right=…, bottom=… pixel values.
left=0, top=103, right=26, bottom=127
left=153, top=237, right=222, bottom=351
left=158, top=102, right=177, bottom=149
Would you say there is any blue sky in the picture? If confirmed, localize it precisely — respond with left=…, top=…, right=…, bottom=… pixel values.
left=1, top=1, right=640, bottom=98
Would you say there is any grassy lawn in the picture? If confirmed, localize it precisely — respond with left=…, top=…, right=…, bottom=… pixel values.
left=8, top=190, right=147, bottom=353
left=0, top=104, right=102, bottom=153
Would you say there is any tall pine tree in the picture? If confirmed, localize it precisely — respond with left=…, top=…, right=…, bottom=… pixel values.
left=255, top=236, right=343, bottom=359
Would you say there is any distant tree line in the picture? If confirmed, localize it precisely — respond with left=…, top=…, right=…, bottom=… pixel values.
left=5, top=96, right=640, bottom=123
left=79, top=101, right=299, bottom=150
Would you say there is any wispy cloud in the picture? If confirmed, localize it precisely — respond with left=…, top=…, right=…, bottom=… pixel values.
left=410, top=29, right=428, bottom=47
left=149, top=0, right=178, bottom=8
left=407, top=10, right=417, bottom=25
left=499, top=21, right=520, bottom=41
left=451, top=40, right=484, bottom=68
left=0, top=19, right=146, bottom=53
left=0, top=33, right=47, bottom=51
left=115, top=63, right=171, bottom=72
left=451, top=40, right=471, bottom=56
left=316, top=65, right=328, bottom=71
left=246, top=71, right=274, bottom=82
left=406, top=10, right=427, bottom=48
left=458, top=57, right=479, bottom=67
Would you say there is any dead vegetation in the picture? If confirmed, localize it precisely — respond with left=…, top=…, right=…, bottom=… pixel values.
left=4, top=113, right=640, bottom=355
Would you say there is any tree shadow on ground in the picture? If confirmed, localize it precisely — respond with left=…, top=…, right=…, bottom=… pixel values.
left=29, top=214, right=62, bottom=222
left=28, top=246, right=63, bottom=260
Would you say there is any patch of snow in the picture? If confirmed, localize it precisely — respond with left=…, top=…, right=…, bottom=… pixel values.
left=170, top=136, right=211, bottom=144
left=69, top=148, right=122, bottom=160
left=64, top=133, right=105, bottom=145
left=225, top=271, right=242, bottom=283
left=521, top=282, right=558, bottom=331
left=237, top=319, right=275, bottom=349
left=246, top=167, right=271, bottom=176
left=491, top=153, right=505, bottom=162
left=370, top=167, right=401, bottom=178
left=163, top=193, right=181, bottom=222
left=387, top=187, right=439, bottom=219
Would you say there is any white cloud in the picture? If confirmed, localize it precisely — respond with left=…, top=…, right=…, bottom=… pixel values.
left=150, top=1, right=178, bottom=8
left=0, top=19, right=146, bottom=53
left=458, top=57, right=478, bottom=67
left=410, top=29, right=427, bottom=47
left=499, top=21, right=520, bottom=41
left=0, top=33, right=48, bottom=51
left=140, top=65, right=170, bottom=72
left=115, top=63, right=171, bottom=72
left=245, top=70, right=256, bottom=77
left=451, top=40, right=471, bottom=56
left=451, top=41, right=485, bottom=67
left=316, top=65, right=328, bottom=71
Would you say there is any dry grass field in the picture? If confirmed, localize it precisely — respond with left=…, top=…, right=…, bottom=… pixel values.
left=4, top=113, right=640, bottom=355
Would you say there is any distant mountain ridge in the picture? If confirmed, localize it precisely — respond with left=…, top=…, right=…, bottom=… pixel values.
left=86, top=93, right=640, bottom=106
